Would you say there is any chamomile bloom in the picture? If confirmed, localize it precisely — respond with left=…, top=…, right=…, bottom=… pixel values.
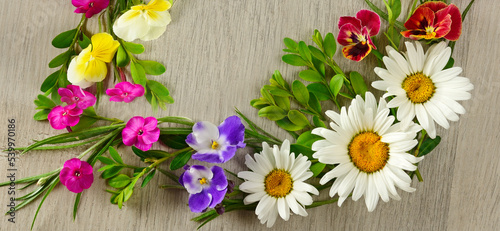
left=312, top=92, right=423, bottom=212
left=238, top=140, right=319, bottom=227
left=372, top=41, right=473, bottom=138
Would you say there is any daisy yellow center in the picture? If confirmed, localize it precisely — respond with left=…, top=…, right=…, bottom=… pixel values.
left=402, top=72, right=435, bottom=104
left=348, top=132, right=389, bottom=173
left=211, top=141, right=219, bottom=149
left=199, top=178, right=207, bottom=185
left=264, top=169, right=293, bottom=198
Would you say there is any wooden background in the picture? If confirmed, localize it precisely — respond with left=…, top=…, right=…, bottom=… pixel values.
left=1, top=0, right=498, bottom=230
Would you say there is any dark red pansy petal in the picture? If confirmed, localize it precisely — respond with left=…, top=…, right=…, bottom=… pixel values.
left=338, top=16, right=362, bottom=29
left=419, top=1, right=448, bottom=13
left=404, top=7, right=435, bottom=30
left=433, top=14, right=452, bottom=38
left=356, top=9, right=380, bottom=36
left=337, top=23, right=362, bottom=46
left=342, top=42, right=372, bottom=62
left=442, top=4, right=462, bottom=41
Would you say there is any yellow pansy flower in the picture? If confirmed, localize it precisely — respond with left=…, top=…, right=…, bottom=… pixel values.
left=67, top=33, right=120, bottom=88
left=113, top=0, right=172, bottom=42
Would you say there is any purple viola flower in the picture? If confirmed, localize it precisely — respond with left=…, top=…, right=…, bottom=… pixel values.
left=58, top=85, right=96, bottom=109
left=186, top=116, right=246, bottom=164
left=122, top=116, right=160, bottom=151
left=72, top=0, right=110, bottom=18
left=60, top=158, right=94, bottom=193
left=47, top=104, right=83, bottom=130
left=105, top=82, right=145, bottom=103
left=179, top=165, right=228, bottom=213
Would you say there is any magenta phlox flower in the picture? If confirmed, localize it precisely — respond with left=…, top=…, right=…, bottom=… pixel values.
left=179, top=165, right=228, bottom=213
left=122, top=116, right=160, bottom=151
left=105, top=82, right=145, bottom=103
left=48, top=104, right=83, bottom=130
left=186, top=116, right=246, bottom=164
left=60, top=158, right=94, bottom=193
left=58, top=85, right=96, bottom=109
left=72, top=0, right=109, bottom=18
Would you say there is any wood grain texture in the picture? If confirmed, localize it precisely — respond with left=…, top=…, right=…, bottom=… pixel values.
left=0, top=0, right=498, bottom=230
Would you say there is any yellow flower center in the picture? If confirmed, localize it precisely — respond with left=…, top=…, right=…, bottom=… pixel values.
left=348, top=132, right=389, bottom=173
left=199, top=177, right=207, bottom=185
left=402, top=72, right=435, bottom=104
left=424, top=26, right=437, bottom=39
left=211, top=141, right=219, bottom=149
left=264, top=169, right=293, bottom=198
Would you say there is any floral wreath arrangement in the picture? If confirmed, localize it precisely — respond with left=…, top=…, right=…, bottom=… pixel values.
left=2, top=0, right=475, bottom=229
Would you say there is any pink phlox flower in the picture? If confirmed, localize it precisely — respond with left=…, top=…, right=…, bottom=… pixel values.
left=106, top=82, right=145, bottom=103
left=60, top=158, right=94, bottom=193
left=72, top=0, right=110, bottom=18
left=47, top=104, right=83, bottom=130
left=337, top=9, right=380, bottom=62
left=58, top=85, right=96, bottom=109
left=122, top=116, right=160, bottom=151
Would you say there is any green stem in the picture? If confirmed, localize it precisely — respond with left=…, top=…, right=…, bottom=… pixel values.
left=306, top=198, right=340, bottom=209
left=415, top=169, right=423, bottom=182
left=77, top=129, right=122, bottom=159
left=414, top=130, right=427, bottom=157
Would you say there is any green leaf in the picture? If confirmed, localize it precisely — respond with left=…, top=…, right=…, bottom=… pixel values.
left=116, top=45, right=130, bottom=67
left=283, top=38, right=298, bottom=51
left=274, top=96, right=291, bottom=111
left=108, top=174, right=131, bottom=188
left=298, top=41, right=312, bottom=62
left=258, top=106, right=287, bottom=121
left=323, top=33, right=337, bottom=58
left=444, top=57, right=454, bottom=69
left=141, top=170, right=156, bottom=188
left=418, top=136, right=441, bottom=157
left=310, top=163, right=326, bottom=177
left=33, top=109, right=50, bottom=121
left=312, top=29, right=324, bottom=49
left=282, top=54, right=308, bottom=66
left=78, top=33, right=91, bottom=49
left=296, top=130, right=322, bottom=148
left=122, top=41, right=145, bottom=54
left=97, top=156, right=116, bottom=165
left=48, top=50, right=72, bottom=68
left=272, top=70, right=289, bottom=90
left=73, top=193, right=81, bottom=220
left=58, top=70, right=71, bottom=88
left=307, top=82, right=330, bottom=101
left=108, top=147, right=124, bottom=164
left=330, top=74, right=344, bottom=97
left=138, top=60, right=166, bottom=75
left=391, top=0, right=402, bottom=21
left=462, top=0, right=475, bottom=22
left=292, top=80, right=309, bottom=105
left=308, top=93, right=322, bottom=114
left=102, top=166, right=124, bottom=179
left=40, top=71, right=60, bottom=92
left=250, top=98, right=269, bottom=109
left=52, top=29, right=77, bottom=48
left=312, top=116, right=326, bottom=128
left=290, top=144, right=314, bottom=159
left=364, top=0, right=405, bottom=30
left=260, top=87, right=275, bottom=105
left=157, top=116, right=194, bottom=126
left=170, top=150, right=193, bottom=170
left=308, top=45, right=327, bottom=63
left=287, top=110, right=309, bottom=128
left=34, top=94, right=57, bottom=109
left=130, top=61, right=147, bottom=87
left=159, top=134, right=189, bottom=149
left=147, top=80, right=173, bottom=103
left=276, top=117, right=303, bottom=132
left=71, top=116, right=98, bottom=132
left=350, top=71, right=368, bottom=97
left=299, top=70, right=323, bottom=82
left=132, top=146, right=170, bottom=161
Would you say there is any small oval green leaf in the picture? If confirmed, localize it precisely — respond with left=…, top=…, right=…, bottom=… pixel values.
left=350, top=71, right=368, bottom=97
left=323, top=33, right=337, bottom=58
left=292, top=80, right=309, bottom=105
left=138, top=60, right=166, bottom=75
left=52, top=29, right=77, bottom=48
left=299, top=70, right=323, bottom=82
left=108, top=174, right=131, bottom=189
left=170, top=150, right=193, bottom=170
left=258, top=106, right=287, bottom=121
left=282, top=54, right=308, bottom=66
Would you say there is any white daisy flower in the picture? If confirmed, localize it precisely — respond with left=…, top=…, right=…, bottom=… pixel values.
left=312, top=92, right=423, bottom=212
left=238, top=139, right=319, bottom=227
left=372, top=41, right=473, bottom=138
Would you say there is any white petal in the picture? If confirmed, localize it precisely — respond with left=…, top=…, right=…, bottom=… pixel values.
left=277, top=197, right=290, bottom=221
